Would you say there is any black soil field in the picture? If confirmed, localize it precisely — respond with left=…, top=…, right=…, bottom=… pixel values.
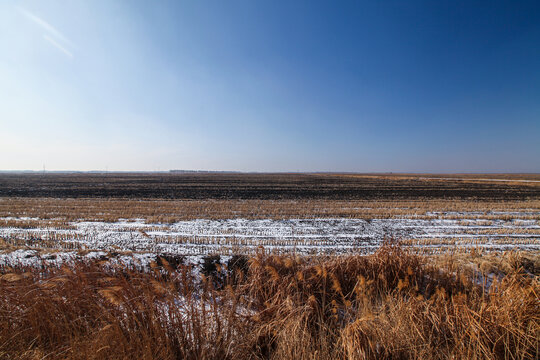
left=1, top=172, right=539, bottom=200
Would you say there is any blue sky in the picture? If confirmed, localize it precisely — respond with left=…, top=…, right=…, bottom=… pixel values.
left=1, top=0, right=539, bottom=172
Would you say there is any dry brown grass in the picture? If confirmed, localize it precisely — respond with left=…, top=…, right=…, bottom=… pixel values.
left=331, top=173, right=540, bottom=188
left=1, top=198, right=539, bottom=224
left=0, top=244, right=538, bottom=360
left=2, top=197, right=539, bottom=256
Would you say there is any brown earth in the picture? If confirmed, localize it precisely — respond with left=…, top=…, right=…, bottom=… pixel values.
left=1, top=172, right=539, bottom=200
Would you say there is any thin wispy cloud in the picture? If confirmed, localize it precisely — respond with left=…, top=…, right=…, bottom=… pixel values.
left=43, top=34, right=73, bottom=58
left=17, top=6, right=74, bottom=58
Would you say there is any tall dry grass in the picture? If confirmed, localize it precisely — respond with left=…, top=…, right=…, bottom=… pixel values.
left=0, top=244, right=538, bottom=359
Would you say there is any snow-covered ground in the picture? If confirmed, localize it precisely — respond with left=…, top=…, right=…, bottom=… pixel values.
left=0, top=212, right=538, bottom=267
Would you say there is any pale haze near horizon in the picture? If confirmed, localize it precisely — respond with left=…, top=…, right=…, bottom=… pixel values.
left=1, top=1, right=539, bottom=173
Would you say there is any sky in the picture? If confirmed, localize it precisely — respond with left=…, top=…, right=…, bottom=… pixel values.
left=0, top=0, right=539, bottom=172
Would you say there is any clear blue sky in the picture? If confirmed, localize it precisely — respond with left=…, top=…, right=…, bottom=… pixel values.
left=1, top=0, right=539, bottom=172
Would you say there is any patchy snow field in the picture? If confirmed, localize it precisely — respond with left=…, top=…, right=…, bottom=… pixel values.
left=0, top=210, right=539, bottom=267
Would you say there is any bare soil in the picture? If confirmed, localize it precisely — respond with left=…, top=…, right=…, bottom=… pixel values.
left=1, top=172, right=539, bottom=200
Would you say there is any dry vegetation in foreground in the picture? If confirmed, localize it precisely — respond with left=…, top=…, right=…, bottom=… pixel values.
left=0, top=244, right=538, bottom=360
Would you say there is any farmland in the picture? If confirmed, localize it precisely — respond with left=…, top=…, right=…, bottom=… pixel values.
left=1, top=172, right=540, bottom=199
left=0, top=173, right=539, bottom=359
left=0, top=173, right=539, bottom=265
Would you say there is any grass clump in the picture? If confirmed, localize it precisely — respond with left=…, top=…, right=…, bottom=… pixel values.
left=0, top=244, right=538, bottom=359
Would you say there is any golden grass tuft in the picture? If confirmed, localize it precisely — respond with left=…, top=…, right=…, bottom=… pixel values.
left=0, top=244, right=538, bottom=359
